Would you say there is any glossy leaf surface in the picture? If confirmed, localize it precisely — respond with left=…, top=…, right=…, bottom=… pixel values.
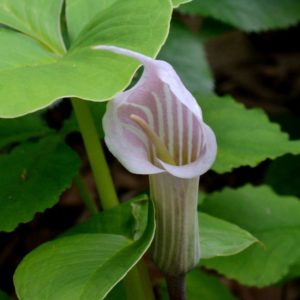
left=0, top=0, right=65, bottom=54
left=14, top=199, right=155, bottom=300
left=199, top=212, right=257, bottom=259
left=0, top=0, right=172, bottom=117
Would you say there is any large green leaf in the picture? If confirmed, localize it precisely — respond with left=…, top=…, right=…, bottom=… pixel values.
left=159, top=22, right=214, bottom=95
left=0, top=113, right=52, bottom=148
left=198, top=95, right=300, bottom=173
left=199, top=213, right=257, bottom=259
left=160, top=269, right=236, bottom=300
left=0, top=29, right=58, bottom=70
left=201, top=185, right=300, bottom=287
left=14, top=199, right=155, bottom=300
left=0, top=0, right=65, bottom=54
left=179, top=0, right=300, bottom=31
left=66, top=0, right=117, bottom=42
left=0, top=0, right=172, bottom=118
left=0, top=136, right=80, bottom=232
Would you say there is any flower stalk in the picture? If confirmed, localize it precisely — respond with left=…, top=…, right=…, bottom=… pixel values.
left=94, top=45, right=217, bottom=298
left=165, top=273, right=186, bottom=300
left=150, top=174, right=200, bottom=275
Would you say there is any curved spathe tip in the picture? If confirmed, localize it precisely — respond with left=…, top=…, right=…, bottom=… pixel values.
left=100, top=45, right=217, bottom=178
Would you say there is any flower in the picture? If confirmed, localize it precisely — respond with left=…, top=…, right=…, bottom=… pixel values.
left=94, top=45, right=217, bottom=275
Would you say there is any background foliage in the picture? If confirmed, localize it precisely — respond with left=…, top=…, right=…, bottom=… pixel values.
left=1, top=0, right=300, bottom=299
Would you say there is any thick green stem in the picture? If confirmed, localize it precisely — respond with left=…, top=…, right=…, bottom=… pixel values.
left=72, top=98, right=118, bottom=210
left=74, top=174, right=98, bottom=214
left=71, top=98, right=155, bottom=300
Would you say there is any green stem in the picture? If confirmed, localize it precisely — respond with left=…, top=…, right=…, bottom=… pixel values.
left=74, top=174, right=98, bottom=214
left=72, top=98, right=119, bottom=210
left=71, top=98, right=155, bottom=300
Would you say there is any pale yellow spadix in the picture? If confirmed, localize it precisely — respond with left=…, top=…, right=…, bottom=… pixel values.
left=130, top=114, right=176, bottom=165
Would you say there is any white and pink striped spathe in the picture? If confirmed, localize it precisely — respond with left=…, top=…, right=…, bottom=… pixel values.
left=95, top=45, right=217, bottom=179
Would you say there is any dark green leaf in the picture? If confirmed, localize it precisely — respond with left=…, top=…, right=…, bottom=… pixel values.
left=159, top=22, right=214, bottom=95
left=0, top=290, right=10, bottom=300
left=0, top=113, right=52, bottom=148
left=284, top=259, right=300, bottom=282
left=198, top=95, right=300, bottom=173
left=0, top=136, right=80, bottom=232
left=201, top=185, right=300, bottom=287
left=179, top=0, right=300, bottom=31
left=104, top=283, right=126, bottom=300
left=197, top=18, right=235, bottom=40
